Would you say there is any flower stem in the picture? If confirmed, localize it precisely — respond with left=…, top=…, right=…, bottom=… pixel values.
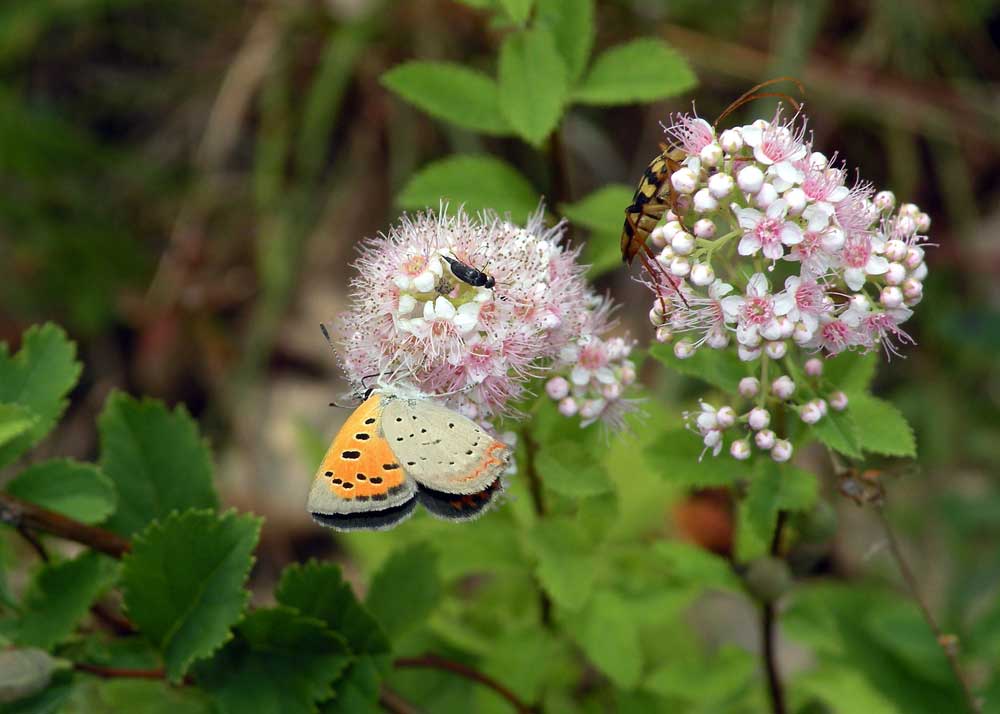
left=875, top=506, right=982, bottom=713
left=395, top=655, right=540, bottom=714
left=520, top=425, right=553, bottom=628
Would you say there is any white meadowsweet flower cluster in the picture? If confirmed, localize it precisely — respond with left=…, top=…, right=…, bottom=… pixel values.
left=646, top=106, right=931, bottom=460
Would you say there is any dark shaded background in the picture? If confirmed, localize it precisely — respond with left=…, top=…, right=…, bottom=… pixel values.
left=1, top=0, right=998, bottom=658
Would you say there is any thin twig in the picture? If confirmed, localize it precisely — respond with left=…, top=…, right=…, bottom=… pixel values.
left=0, top=492, right=130, bottom=559
left=761, top=511, right=787, bottom=714
left=379, top=687, right=426, bottom=714
left=91, top=600, right=136, bottom=635
left=519, top=427, right=553, bottom=627
left=17, top=525, right=49, bottom=561
left=875, top=506, right=982, bottom=713
left=395, top=655, right=539, bottom=714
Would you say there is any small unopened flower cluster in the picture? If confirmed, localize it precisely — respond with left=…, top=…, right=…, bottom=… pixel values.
left=647, top=106, right=930, bottom=364
left=685, top=358, right=848, bottom=463
left=334, top=206, right=634, bottom=428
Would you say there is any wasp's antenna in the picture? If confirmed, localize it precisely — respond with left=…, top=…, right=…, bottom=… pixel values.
left=713, top=77, right=805, bottom=129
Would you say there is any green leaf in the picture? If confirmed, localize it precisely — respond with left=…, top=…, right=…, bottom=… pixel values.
left=573, top=39, right=696, bottom=106
left=0, top=324, right=81, bottom=467
left=0, top=403, right=38, bottom=451
left=6, top=459, right=117, bottom=525
left=535, top=441, right=611, bottom=497
left=651, top=541, right=740, bottom=592
left=196, top=607, right=350, bottom=714
left=849, top=394, right=916, bottom=458
left=64, top=679, right=213, bottom=714
left=121, top=509, right=261, bottom=682
left=571, top=590, right=642, bottom=688
left=737, top=461, right=818, bottom=561
left=320, top=656, right=383, bottom=714
left=810, top=408, right=862, bottom=459
left=397, top=154, right=540, bottom=220
left=0, top=648, right=69, bottom=703
left=643, top=645, right=755, bottom=706
left=823, top=351, right=878, bottom=394
left=498, top=26, right=569, bottom=146
left=643, top=428, right=751, bottom=488
left=276, top=561, right=390, bottom=657
left=0, top=675, right=73, bottom=714
left=498, top=0, right=533, bottom=24
left=649, top=343, right=750, bottom=393
left=98, top=392, right=218, bottom=536
left=560, top=185, right=632, bottom=277
left=535, top=0, right=594, bottom=83
left=14, top=552, right=119, bottom=649
left=381, top=62, right=511, bottom=136
left=530, top=519, right=598, bottom=611
left=365, top=543, right=441, bottom=641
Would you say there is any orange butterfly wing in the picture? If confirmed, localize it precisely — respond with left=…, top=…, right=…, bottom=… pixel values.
left=307, top=394, right=417, bottom=530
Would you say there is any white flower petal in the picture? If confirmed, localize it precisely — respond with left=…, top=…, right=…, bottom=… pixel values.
left=413, top=270, right=436, bottom=293
left=738, top=235, right=760, bottom=256
left=775, top=161, right=804, bottom=185
left=773, top=292, right=794, bottom=315
left=844, top=268, right=865, bottom=292
left=734, top=206, right=763, bottom=229
left=866, top=255, right=889, bottom=275
left=434, top=296, right=456, bottom=320
left=422, top=300, right=435, bottom=320
left=397, top=294, right=416, bottom=315
left=780, top=222, right=804, bottom=245
left=721, top=296, right=744, bottom=319
left=571, top=365, right=591, bottom=386
left=766, top=198, right=789, bottom=220
left=747, top=272, right=770, bottom=297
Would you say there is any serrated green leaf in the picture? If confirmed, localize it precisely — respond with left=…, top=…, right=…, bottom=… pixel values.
left=62, top=678, right=213, bottom=714
left=6, top=460, right=117, bottom=525
left=365, top=543, right=441, bottom=641
left=479, top=626, right=558, bottom=705
left=535, top=0, right=594, bottom=83
left=397, top=154, right=540, bottom=220
left=98, top=392, right=218, bottom=536
left=0, top=648, right=69, bottom=703
left=530, top=519, right=598, bottom=611
left=196, top=607, right=350, bottom=714
left=810, top=408, right=862, bottom=459
left=560, top=185, right=632, bottom=277
left=651, top=541, right=740, bottom=592
left=573, top=39, right=696, bottom=105
left=276, top=561, right=390, bottom=657
left=643, top=428, right=751, bottom=488
left=0, top=403, right=38, bottom=451
left=498, top=0, right=533, bottom=23
left=649, top=343, right=750, bottom=393
left=14, top=552, right=119, bottom=649
left=643, top=645, right=755, bottom=705
left=535, top=441, right=611, bottom=497
left=122, top=509, right=261, bottom=682
left=498, top=26, right=568, bottom=146
left=381, top=62, right=511, bottom=135
left=737, top=461, right=818, bottom=561
left=823, top=351, right=878, bottom=394
left=571, top=590, right=642, bottom=688
left=0, top=324, right=81, bottom=467
left=319, top=655, right=383, bottom=714
left=849, top=394, right=916, bottom=458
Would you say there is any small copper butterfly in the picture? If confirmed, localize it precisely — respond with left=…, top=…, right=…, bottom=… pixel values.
left=307, top=382, right=511, bottom=531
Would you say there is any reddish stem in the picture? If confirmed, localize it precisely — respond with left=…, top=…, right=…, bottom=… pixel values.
left=395, top=655, right=539, bottom=714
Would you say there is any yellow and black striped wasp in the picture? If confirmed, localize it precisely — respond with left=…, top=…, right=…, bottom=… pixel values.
left=622, top=78, right=804, bottom=308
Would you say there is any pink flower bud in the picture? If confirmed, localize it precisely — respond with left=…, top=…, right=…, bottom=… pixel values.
left=693, top=218, right=717, bottom=238
left=558, top=397, right=578, bottom=417
left=706, top=329, right=729, bottom=349
left=739, top=377, right=760, bottom=398
left=903, top=278, right=923, bottom=300
left=662, top=220, right=683, bottom=241
left=755, top=429, right=776, bottom=450
left=805, top=358, right=823, bottom=376
left=719, top=128, right=743, bottom=154
left=771, top=375, right=795, bottom=400
left=738, top=344, right=762, bottom=362
left=875, top=190, right=896, bottom=211
left=916, top=212, right=931, bottom=232
left=693, top=188, right=718, bottom=213
left=580, top=399, right=604, bottom=421
left=792, top=322, right=814, bottom=345
left=765, top=341, right=788, bottom=359
left=885, top=262, right=906, bottom=285
left=748, top=407, right=771, bottom=430
left=911, top=262, right=928, bottom=281
left=754, top=183, right=778, bottom=209
left=674, top=339, right=695, bottom=359
left=800, top=400, right=824, bottom=424
left=899, top=202, right=920, bottom=218
left=649, top=305, right=667, bottom=327
left=690, top=263, right=715, bottom=286
left=905, top=246, right=924, bottom=270
left=885, top=239, right=907, bottom=262
left=671, top=167, right=698, bottom=194
left=546, top=377, right=569, bottom=400
left=649, top=226, right=667, bottom=248
left=880, top=286, right=903, bottom=309
left=737, top=165, right=764, bottom=193
left=830, top=391, right=849, bottom=411
left=708, top=172, right=734, bottom=199
left=699, top=142, right=723, bottom=167
left=655, top=326, right=673, bottom=343
left=671, top=231, right=695, bottom=255
left=730, top=439, right=751, bottom=460
left=771, top=439, right=793, bottom=462
left=784, top=187, right=807, bottom=214
left=716, top=406, right=737, bottom=428
left=669, top=256, right=691, bottom=277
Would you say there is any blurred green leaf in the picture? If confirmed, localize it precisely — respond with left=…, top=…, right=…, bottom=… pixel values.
left=535, top=0, right=594, bottom=82
left=98, top=392, right=218, bottom=536
left=530, top=518, right=599, bottom=611
left=651, top=541, right=741, bottom=592
left=14, top=552, right=119, bottom=649
left=398, top=154, right=540, bottom=220
left=649, top=343, right=750, bottom=393
left=644, top=428, right=751, bottom=488
left=560, top=184, right=631, bottom=277
left=122, top=509, right=261, bottom=682
left=0, top=324, right=81, bottom=467
left=536, top=440, right=611, bottom=496
left=6, top=459, right=116, bottom=525
left=849, top=394, right=917, bottom=458
left=277, top=560, right=390, bottom=658
left=643, top=645, right=755, bottom=705
left=63, top=678, right=213, bottom=714
left=570, top=589, right=642, bottom=688
left=381, top=62, right=511, bottom=136
left=822, top=351, right=877, bottom=395
left=498, top=0, right=533, bottom=24
left=365, top=543, right=441, bottom=641
left=810, top=408, right=862, bottom=459
left=0, top=404, right=37, bottom=451
left=573, top=39, right=696, bottom=105
left=0, top=674, right=73, bottom=713
left=196, top=607, right=350, bottom=714
left=737, top=461, right=818, bottom=561
left=498, top=26, right=569, bottom=146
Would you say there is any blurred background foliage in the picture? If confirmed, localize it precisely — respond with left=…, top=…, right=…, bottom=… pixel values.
left=1, top=0, right=999, bottom=712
